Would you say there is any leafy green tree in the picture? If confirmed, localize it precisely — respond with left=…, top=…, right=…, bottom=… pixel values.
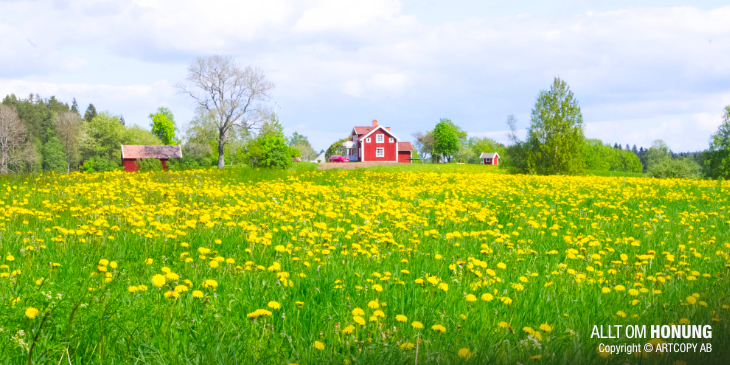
left=433, top=118, right=460, bottom=162
left=289, top=146, right=301, bottom=158
left=243, top=117, right=293, bottom=169
left=79, top=112, right=125, bottom=161
left=42, top=136, right=66, bottom=173
left=525, top=77, right=586, bottom=175
left=289, top=132, right=308, bottom=146
left=84, top=104, right=97, bottom=123
left=468, top=137, right=505, bottom=164
left=703, top=106, right=730, bottom=179
left=124, top=125, right=163, bottom=145
left=149, top=107, right=179, bottom=145
left=644, top=140, right=671, bottom=169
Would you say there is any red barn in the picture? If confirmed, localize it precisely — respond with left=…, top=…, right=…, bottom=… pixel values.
left=480, top=152, right=499, bottom=165
left=121, top=145, right=182, bottom=172
left=342, top=119, right=413, bottom=163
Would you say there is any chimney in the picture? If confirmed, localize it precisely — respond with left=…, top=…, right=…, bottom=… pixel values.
left=372, top=119, right=378, bottom=127
left=386, top=127, right=391, bottom=132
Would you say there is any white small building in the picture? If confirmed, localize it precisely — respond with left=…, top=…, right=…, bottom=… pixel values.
left=311, top=152, right=326, bottom=163
left=480, top=152, right=500, bottom=165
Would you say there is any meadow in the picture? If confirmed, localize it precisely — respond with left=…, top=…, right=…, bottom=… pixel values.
left=0, top=164, right=728, bottom=364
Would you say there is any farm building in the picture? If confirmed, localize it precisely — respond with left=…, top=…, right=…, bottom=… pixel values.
left=480, top=152, right=499, bottom=165
left=311, top=152, right=325, bottom=163
left=342, top=119, right=413, bottom=163
left=121, top=145, right=182, bottom=172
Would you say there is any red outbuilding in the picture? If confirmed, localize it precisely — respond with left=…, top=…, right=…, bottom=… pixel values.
left=121, top=145, right=182, bottom=172
left=342, top=119, right=413, bottom=163
left=480, top=152, right=499, bottom=165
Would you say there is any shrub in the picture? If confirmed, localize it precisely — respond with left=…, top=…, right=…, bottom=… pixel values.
left=648, top=158, right=701, bottom=179
left=136, top=158, right=163, bottom=172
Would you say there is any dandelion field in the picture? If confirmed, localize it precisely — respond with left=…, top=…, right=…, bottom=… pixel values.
left=1, top=165, right=729, bottom=364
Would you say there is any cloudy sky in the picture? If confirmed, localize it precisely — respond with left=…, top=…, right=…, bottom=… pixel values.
left=1, top=0, right=729, bottom=152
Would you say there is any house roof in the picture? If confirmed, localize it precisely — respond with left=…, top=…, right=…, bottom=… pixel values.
left=479, top=152, right=500, bottom=159
left=121, top=145, right=182, bottom=159
left=353, top=126, right=375, bottom=135
left=358, top=125, right=400, bottom=141
left=398, top=142, right=414, bottom=151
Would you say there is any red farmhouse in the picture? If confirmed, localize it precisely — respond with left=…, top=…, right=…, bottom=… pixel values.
left=480, top=152, right=500, bottom=165
left=121, top=145, right=182, bottom=172
left=342, top=119, right=413, bottom=163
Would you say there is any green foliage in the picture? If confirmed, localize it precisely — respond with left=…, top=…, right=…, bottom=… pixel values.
left=84, top=103, right=97, bottom=123
left=82, top=158, right=94, bottom=173
left=244, top=119, right=293, bottom=169
left=432, top=118, right=460, bottom=162
left=85, top=155, right=120, bottom=172
left=582, top=139, right=643, bottom=173
left=289, top=146, right=301, bottom=158
left=1, top=94, right=71, bottom=144
left=149, top=107, right=179, bottom=145
left=467, top=137, right=506, bottom=164
left=137, top=157, right=164, bottom=172
left=124, top=125, right=163, bottom=145
left=42, top=136, right=66, bottom=173
left=703, top=106, right=730, bottom=179
left=80, top=112, right=126, bottom=161
left=513, top=77, right=586, bottom=175
left=648, top=157, right=701, bottom=179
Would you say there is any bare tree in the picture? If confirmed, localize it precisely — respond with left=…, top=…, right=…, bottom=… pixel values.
left=412, top=131, right=434, bottom=162
left=56, top=110, right=82, bottom=174
left=177, top=55, right=275, bottom=169
left=0, top=105, right=27, bottom=174
left=21, top=143, right=42, bottom=173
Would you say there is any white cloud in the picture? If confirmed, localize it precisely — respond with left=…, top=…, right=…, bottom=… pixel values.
left=0, top=1, right=729, bottom=151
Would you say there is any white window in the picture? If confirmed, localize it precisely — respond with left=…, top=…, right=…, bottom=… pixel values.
left=376, top=148, right=384, bottom=157
left=376, top=134, right=384, bottom=143
left=389, top=138, right=394, bottom=143
left=366, top=138, right=371, bottom=142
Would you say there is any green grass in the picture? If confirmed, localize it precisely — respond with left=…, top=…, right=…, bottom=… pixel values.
left=0, top=168, right=728, bottom=364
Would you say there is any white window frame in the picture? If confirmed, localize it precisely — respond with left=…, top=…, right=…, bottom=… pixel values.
left=366, top=138, right=371, bottom=143
left=376, top=148, right=384, bottom=157
left=376, top=134, right=384, bottom=143
left=389, top=137, right=394, bottom=143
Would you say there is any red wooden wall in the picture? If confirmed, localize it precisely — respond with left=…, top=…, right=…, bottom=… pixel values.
left=363, top=130, right=397, bottom=161
left=398, top=150, right=412, bottom=163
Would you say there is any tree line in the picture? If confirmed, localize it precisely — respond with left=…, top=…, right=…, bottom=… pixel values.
left=409, top=77, right=730, bottom=179
left=0, top=56, right=321, bottom=174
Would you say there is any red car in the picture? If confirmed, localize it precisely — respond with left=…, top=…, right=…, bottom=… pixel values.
left=329, top=155, right=350, bottom=163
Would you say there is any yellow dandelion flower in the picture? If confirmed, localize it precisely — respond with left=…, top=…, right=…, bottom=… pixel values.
left=465, top=294, right=477, bottom=302
left=458, top=348, right=472, bottom=359
left=395, top=314, right=407, bottom=322
left=151, top=274, right=166, bottom=288
left=353, top=316, right=366, bottom=326
left=25, top=307, right=40, bottom=319
left=192, top=290, right=204, bottom=298
left=411, top=321, right=424, bottom=329
left=539, top=323, right=553, bottom=332
left=400, top=342, right=415, bottom=349
left=313, top=341, right=325, bottom=350
left=268, top=301, right=281, bottom=309
left=431, top=324, right=446, bottom=333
